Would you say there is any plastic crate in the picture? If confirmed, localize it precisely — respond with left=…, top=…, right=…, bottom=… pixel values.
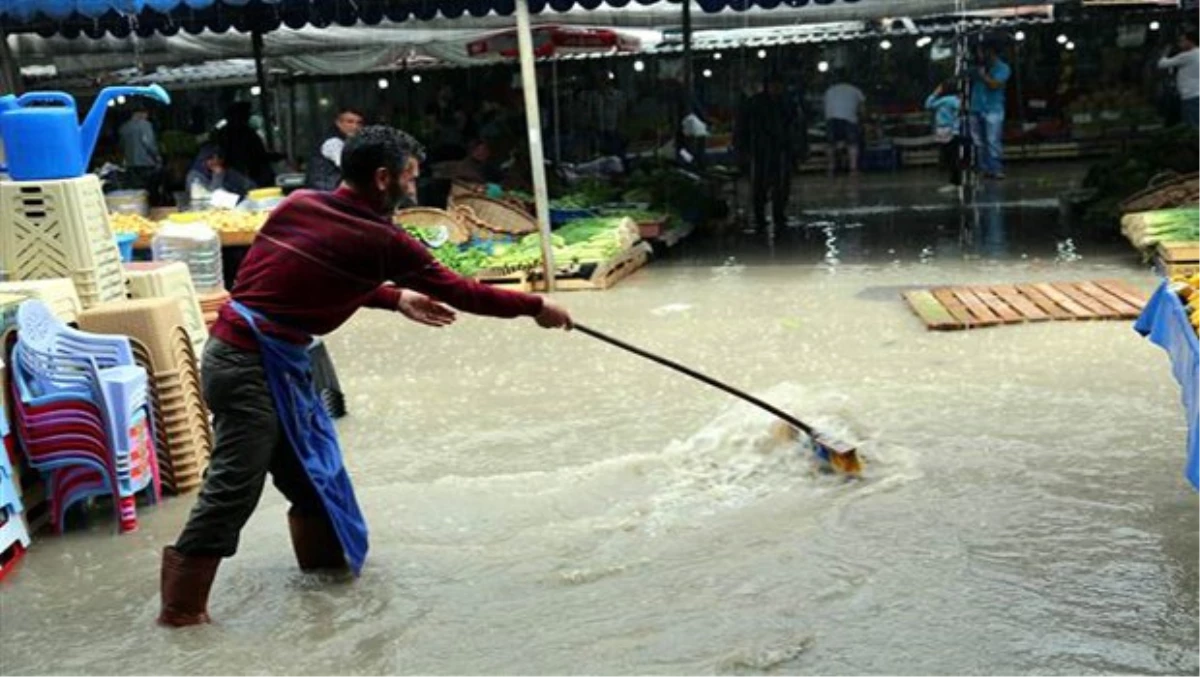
left=123, top=261, right=208, bottom=361
left=0, top=279, right=83, bottom=325
left=0, top=175, right=126, bottom=307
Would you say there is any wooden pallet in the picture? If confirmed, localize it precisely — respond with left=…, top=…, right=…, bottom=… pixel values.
left=904, top=280, right=1147, bottom=331
left=478, top=244, right=651, bottom=293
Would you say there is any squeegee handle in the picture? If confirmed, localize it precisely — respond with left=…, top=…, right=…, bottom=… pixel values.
left=574, top=323, right=816, bottom=437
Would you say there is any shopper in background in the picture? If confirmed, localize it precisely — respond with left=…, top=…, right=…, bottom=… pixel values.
left=118, top=104, right=163, bottom=198
left=822, top=75, right=865, bottom=176
left=925, top=79, right=963, bottom=191
left=185, top=144, right=257, bottom=200
left=214, top=101, right=275, bottom=188
left=970, top=40, right=1011, bottom=180
left=1158, top=27, right=1199, bottom=129
left=156, top=126, right=573, bottom=628
left=305, top=106, right=366, bottom=191
left=736, top=71, right=798, bottom=232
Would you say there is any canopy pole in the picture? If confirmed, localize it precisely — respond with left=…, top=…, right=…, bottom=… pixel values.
left=552, top=59, right=562, bottom=165
left=516, top=0, right=557, bottom=292
left=251, top=29, right=276, bottom=150
left=681, top=0, right=693, bottom=104
left=0, top=30, right=20, bottom=96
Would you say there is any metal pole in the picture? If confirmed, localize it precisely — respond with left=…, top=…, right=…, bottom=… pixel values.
left=516, top=0, right=557, bottom=291
left=0, top=30, right=21, bottom=96
left=552, top=59, right=562, bottom=165
left=251, top=29, right=276, bottom=150
left=682, top=0, right=694, bottom=102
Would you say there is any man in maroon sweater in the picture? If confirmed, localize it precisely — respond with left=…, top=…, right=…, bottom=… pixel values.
left=158, top=126, right=571, bottom=627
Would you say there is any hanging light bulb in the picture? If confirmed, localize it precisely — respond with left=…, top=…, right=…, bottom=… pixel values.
left=411, top=74, right=422, bottom=84
left=916, top=36, right=932, bottom=48
left=1014, top=30, right=1026, bottom=42
left=607, top=71, right=615, bottom=80
left=817, top=60, right=830, bottom=73
left=377, top=78, right=389, bottom=90
left=107, top=100, right=116, bottom=107
left=757, top=49, right=767, bottom=59
left=702, top=68, right=713, bottom=78
left=633, top=59, right=645, bottom=72
left=116, top=95, right=127, bottom=104
left=250, top=85, right=262, bottom=96
left=713, top=52, right=722, bottom=60
left=1066, top=41, right=1076, bottom=51
left=1056, top=34, right=1068, bottom=45
left=1149, top=21, right=1161, bottom=31
left=880, top=39, right=892, bottom=50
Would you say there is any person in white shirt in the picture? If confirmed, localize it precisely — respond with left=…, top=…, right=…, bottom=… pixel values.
left=823, top=78, right=865, bottom=176
left=1158, top=28, right=1199, bottom=129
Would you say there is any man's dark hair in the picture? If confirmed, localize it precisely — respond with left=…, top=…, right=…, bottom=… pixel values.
left=1185, top=27, right=1199, bottom=46
left=341, top=125, right=426, bottom=189
left=338, top=106, right=366, bottom=119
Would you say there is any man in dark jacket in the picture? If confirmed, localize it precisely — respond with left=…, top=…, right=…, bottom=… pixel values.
left=305, top=106, right=365, bottom=191
left=213, top=101, right=276, bottom=189
left=736, top=73, right=799, bottom=232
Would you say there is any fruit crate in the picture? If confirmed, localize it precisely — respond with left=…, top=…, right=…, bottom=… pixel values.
left=1156, top=242, right=1200, bottom=279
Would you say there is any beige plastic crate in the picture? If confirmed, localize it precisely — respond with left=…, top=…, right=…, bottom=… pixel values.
left=123, top=261, right=208, bottom=360
left=0, top=279, right=83, bottom=325
left=0, top=175, right=126, bottom=307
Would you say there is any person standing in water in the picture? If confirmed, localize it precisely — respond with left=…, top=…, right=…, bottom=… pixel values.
left=925, top=79, right=963, bottom=191
left=969, top=40, right=1011, bottom=180
left=157, top=126, right=573, bottom=627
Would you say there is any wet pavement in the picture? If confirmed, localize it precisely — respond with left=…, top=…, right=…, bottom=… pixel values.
left=1, top=163, right=1196, bottom=676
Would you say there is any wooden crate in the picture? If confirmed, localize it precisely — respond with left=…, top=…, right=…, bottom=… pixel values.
left=476, top=244, right=651, bottom=293
left=1156, top=242, right=1200, bottom=279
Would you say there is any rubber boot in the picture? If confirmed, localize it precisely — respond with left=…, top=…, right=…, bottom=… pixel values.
left=287, top=508, right=348, bottom=572
left=157, top=546, right=220, bottom=627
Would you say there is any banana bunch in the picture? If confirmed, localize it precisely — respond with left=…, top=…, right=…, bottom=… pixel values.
left=1170, top=273, right=1199, bottom=335
left=109, top=213, right=158, bottom=238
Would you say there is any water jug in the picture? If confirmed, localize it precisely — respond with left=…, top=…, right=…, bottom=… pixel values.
left=0, top=85, right=170, bottom=181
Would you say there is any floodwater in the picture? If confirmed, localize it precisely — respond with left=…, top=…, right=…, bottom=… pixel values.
left=1, top=166, right=1197, bottom=675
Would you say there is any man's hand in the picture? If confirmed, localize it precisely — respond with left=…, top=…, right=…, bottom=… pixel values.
left=397, top=290, right=457, bottom=328
left=535, top=299, right=573, bottom=330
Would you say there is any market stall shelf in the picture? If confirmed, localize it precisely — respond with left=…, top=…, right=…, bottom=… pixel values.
left=904, top=280, right=1146, bottom=331
left=1156, top=242, right=1199, bottom=279
left=1134, top=282, right=1199, bottom=491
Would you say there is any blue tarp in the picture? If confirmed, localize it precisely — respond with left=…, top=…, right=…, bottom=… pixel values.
left=1134, top=281, right=1199, bottom=492
left=1, top=0, right=858, bottom=38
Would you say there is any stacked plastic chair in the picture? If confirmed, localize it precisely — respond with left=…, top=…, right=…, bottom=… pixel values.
left=0, top=175, right=127, bottom=309
left=0, top=362, right=31, bottom=582
left=9, top=300, right=160, bottom=533
left=123, top=261, right=208, bottom=360
left=0, top=279, right=84, bottom=326
left=79, top=299, right=212, bottom=494
left=197, top=289, right=231, bottom=329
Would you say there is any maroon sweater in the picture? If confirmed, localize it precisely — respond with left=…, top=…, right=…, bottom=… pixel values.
left=210, top=187, right=544, bottom=351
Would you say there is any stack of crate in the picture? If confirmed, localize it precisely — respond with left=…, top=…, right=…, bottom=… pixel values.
left=0, top=175, right=126, bottom=308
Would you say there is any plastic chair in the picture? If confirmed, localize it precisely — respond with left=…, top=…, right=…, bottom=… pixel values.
left=10, top=361, right=156, bottom=533
left=11, top=302, right=159, bottom=532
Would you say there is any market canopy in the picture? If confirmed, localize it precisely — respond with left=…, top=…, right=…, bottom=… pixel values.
left=0, top=0, right=860, bottom=38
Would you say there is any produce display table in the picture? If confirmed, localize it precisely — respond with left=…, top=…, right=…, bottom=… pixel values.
left=1134, top=281, right=1199, bottom=491
left=133, top=230, right=257, bottom=250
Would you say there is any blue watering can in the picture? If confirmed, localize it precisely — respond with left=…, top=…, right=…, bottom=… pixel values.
left=0, top=84, right=171, bottom=181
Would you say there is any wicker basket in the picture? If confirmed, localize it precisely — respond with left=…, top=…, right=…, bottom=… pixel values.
left=394, top=207, right=472, bottom=245
left=1119, top=172, right=1200, bottom=214
left=450, top=180, right=484, bottom=200
left=450, top=195, right=538, bottom=238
